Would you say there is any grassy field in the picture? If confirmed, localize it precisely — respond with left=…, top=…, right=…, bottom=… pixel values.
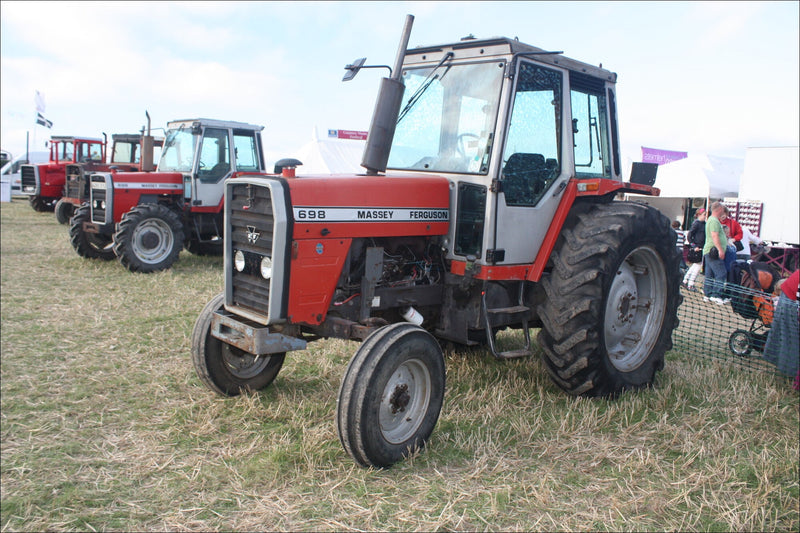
left=1, top=198, right=798, bottom=532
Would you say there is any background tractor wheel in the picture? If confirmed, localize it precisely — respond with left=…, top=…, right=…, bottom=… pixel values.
left=69, top=204, right=116, bottom=260
left=114, top=204, right=184, bottom=273
left=29, top=196, right=55, bottom=212
left=536, top=201, right=682, bottom=397
left=191, top=293, right=285, bottom=396
left=54, top=199, right=75, bottom=225
left=337, top=323, right=445, bottom=468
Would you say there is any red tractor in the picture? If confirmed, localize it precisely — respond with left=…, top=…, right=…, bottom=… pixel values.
left=20, top=136, right=108, bottom=212
left=56, top=128, right=165, bottom=224
left=191, top=16, right=681, bottom=468
left=69, top=118, right=266, bottom=271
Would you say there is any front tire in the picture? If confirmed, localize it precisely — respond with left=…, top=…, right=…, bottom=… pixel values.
left=191, top=293, right=285, bottom=396
left=537, top=201, right=681, bottom=397
left=54, top=199, right=75, bottom=224
left=729, top=329, right=752, bottom=356
left=114, top=204, right=184, bottom=273
left=69, top=204, right=116, bottom=260
left=337, top=323, right=445, bottom=468
left=29, top=195, right=55, bottom=212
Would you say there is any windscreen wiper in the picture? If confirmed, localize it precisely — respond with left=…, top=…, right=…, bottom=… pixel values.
left=397, top=52, right=454, bottom=124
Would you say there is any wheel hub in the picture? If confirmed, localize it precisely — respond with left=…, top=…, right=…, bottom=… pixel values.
left=140, top=230, right=160, bottom=250
left=389, top=384, right=411, bottom=414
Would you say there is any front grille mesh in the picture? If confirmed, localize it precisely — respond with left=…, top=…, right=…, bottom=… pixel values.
left=90, top=176, right=107, bottom=223
left=65, top=164, right=85, bottom=200
left=229, top=183, right=276, bottom=317
left=21, top=166, right=36, bottom=193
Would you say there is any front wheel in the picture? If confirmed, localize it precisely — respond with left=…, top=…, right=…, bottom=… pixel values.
left=54, top=199, right=75, bottom=224
left=29, top=195, right=55, bottom=212
left=191, top=293, right=285, bottom=396
left=69, top=204, right=116, bottom=260
left=337, top=323, right=445, bottom=468
left=114, top=204, right=184, bottom=273
left=729, top=329, right=752, bottom=356
left=537, top=201, right=682, bottom=397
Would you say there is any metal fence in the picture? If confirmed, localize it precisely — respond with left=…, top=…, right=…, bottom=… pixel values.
left=674, top=273, right=799, bottom=380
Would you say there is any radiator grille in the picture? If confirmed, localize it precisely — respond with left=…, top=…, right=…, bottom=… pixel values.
left=89, top=175, right=107, bottom=223
left=21, top=166, right=36, bottom=194
left=65, top=164, right=86, bottom=200
left=229, top=183, right=276, bottom=317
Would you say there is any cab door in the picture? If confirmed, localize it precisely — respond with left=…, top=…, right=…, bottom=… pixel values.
left=490, top=60, right=572, bottom=265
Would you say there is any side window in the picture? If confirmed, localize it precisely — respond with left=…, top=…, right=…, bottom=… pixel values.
left=198, top=128, right=231, bottom=181
left=501, top=62, right=562, bottom=207
left=89, top=143, right=103, bottom=162
left=570, top=71, right=610, bottom=178
left=61, top=141, right=75, bottom=162
left=112, top=142, right=135, bottom=164
left=232, top=131, right=259, bottom=172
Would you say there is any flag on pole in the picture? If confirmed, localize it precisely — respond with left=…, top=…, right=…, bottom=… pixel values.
left=36, top=112, right=53, bottom=128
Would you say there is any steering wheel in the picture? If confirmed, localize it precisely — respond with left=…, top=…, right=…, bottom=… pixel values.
left=456, top=133, right=480, bottom=157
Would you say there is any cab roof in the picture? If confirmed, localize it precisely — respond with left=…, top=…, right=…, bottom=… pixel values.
left=166, top=118, right=264, bottom=131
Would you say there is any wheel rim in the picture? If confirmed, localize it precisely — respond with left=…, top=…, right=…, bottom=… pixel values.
left=730, top=331, right=750, bottom=356
left=131, top=218, right=174, bottom=264
left=379, top=358, right=432, bottom=445
left=220, top=343, right=272, bottom=379
left=604, top=245, right=667, bottom=372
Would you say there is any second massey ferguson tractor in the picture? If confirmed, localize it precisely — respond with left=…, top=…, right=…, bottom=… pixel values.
left=70, top=118, right=265, bottom=270
left=191, top=16, right=681, bottom=468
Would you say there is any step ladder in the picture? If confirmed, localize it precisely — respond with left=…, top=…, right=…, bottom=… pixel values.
left=481, top=281, right=532, bottom=359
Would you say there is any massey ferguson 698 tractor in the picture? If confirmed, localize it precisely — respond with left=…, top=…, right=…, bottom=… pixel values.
left=191, top=16, right=681, bottom=468
left=20, top=136, right=109, bottom=212
left=56, top=124, right=164, bottom=224
left=69, top=118, right=265, bottom=270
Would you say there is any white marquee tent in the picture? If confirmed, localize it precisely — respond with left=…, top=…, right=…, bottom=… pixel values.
left=285, top=128, right=366, bottom=175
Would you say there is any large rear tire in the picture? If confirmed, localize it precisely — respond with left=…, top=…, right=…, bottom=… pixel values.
left=191, top=293, right=285, bottom=396
left=69, top=204, right=116, bottom=260
left=537, top=201, right=681, bottom=397
left=54, top=199, right=75, bottom=224
left=114, top=204, right=184, bottom=273
left=337, top=323, right=445, bottom=468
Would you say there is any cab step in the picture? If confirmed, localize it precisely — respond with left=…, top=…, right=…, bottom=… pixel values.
left=481, top=282, right=533, bottom=360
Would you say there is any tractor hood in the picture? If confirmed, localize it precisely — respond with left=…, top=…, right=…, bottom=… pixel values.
left=284, top=173, right=451, bottom=239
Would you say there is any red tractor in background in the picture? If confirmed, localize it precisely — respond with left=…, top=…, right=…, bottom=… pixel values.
left=191, top=16, right=683, bottom=469
left=70, top=118, right=266, bottom=271
left=20, top=136, right=109, bottom=212
left=56, top=125, right=165, bottom=224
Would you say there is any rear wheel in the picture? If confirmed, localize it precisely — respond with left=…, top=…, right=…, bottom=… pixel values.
left=337, top=323, right=445, bottom=468
left=191, top=293, right=285, bottom=396
left=69, top=204, right=116, bottom=260
left=729, top=329, right=752, bottom=356
left=54, top=199, right=75, bottom=224
left=114, top=204, right=184, bottom=273
left=537, top=201, right=681, bottom=397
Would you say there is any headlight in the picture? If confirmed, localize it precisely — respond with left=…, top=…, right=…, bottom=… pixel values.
left=100, top=201, right=106, bottom=209
left=260, top=256, right=272, bottom=279
left=234, top=250, right=245, bottom=272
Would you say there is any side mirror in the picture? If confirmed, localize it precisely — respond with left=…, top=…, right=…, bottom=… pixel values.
left=342, top=57, right=367, bottom=82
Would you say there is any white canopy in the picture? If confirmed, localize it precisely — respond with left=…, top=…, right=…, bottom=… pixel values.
left=287, top=128, right=366, bottom=174
left=646, top=153, right=743, bottom=199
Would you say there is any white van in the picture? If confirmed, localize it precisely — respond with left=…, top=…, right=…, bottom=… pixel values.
left=1, top=152, right=49, bottom=196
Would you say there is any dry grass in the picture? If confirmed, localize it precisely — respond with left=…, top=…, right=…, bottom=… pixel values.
left=1, top=198, right=798, bottom=532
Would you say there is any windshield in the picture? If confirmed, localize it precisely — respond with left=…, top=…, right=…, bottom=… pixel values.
left=157, top=127, right=199, bottom=172
left=388, top=60, right=505, bottom=174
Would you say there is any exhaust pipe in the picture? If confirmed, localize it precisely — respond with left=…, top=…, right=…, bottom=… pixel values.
left=361, top=14, right=414, bottom=175
left=140, top=110, right=155, bottom=172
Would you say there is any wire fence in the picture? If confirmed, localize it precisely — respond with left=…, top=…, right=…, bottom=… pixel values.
left=674, top=272, right=799, bottom=381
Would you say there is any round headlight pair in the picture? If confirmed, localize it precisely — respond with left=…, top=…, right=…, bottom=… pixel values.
left=233, top=250, right=272, bottom=279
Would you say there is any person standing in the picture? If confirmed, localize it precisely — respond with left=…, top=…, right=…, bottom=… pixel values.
left=703, top=202, right=728, bottom=304
left=738, top=224, right=763, bottom=261
left=683, top=208, right=706, bottom=291
left=672, top=220, right=686, bottom=271
left=763, top=269, right=799, bottom=380
left=721, top=206, right=744, bottom=255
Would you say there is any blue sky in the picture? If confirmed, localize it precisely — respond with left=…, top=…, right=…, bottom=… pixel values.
left=1, top=1, right=798, bottom=167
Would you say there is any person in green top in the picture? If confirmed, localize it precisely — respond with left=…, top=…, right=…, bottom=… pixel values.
left=703, top=201, right=728, bottom=304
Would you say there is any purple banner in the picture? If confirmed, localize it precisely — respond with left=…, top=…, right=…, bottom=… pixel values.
left=641, top=146, right=688, bottom=165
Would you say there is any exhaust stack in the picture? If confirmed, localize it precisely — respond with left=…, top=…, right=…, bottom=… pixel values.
left=361, top=14, right=414, bottom=175
left=140, top=111, right=156, bottom=172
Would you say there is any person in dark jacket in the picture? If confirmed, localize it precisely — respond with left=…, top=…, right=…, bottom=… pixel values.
left=682, top=208, right=706, bottom=290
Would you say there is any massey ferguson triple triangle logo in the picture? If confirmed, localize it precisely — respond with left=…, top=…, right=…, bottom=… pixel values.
left=246, top=226, right=260, bottom=244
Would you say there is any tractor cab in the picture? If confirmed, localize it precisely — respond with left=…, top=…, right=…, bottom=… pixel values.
left=374, top=38, right=622, bottom=269
left=157, top=118, right=265, bottom=210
